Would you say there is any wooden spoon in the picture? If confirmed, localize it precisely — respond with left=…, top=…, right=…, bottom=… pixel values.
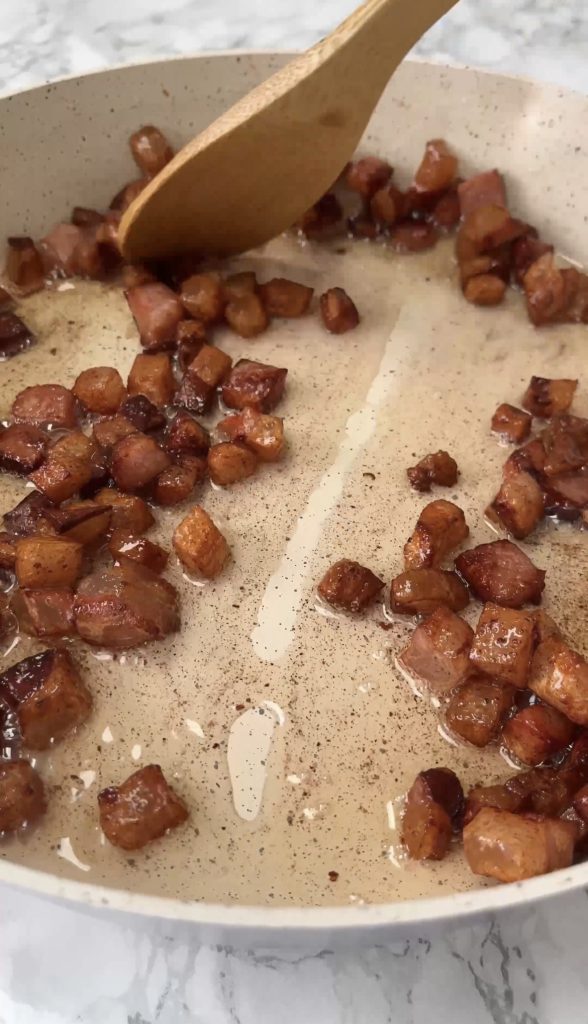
left=119, top=0, right=457, bottom=261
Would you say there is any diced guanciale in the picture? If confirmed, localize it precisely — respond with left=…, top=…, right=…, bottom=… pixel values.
left=108, top=530, right=169, bottom=574
left=74, top=561, right=179, bottom=648
left=318, top=559, right=384, bottom=613
left=403, top=499, right=468, bottom=569
left=407, top=451, right=458, bottom=492
left=345, top=157, right=392, bottom=198
left=487, top=470, right=544, bottom=539
left=0, top=649, right=91, bottom=750
left=224, top=293, right=268, bottom=338
left=319, top=288, right=360, bottom=334
left=502, top=703, right=574, bottom=766
left=0, top=424, right=48, bottom=474
left=402, top=767, right=464, bottom=861
left=110, top=433, right=171, bottom=492
left=469, top=603, right=535, bottom=687
left=398, top=606, right=473, bottom=695
left=528, top=637, right=588, bottom=726
left=94, top=488, right=154, bottom=534
left=445, top=677, right=514, bottom=747
left=164, top=411, right=210, bottom=456
left=11, top=384, right=77, bottom=429
left=180, top=272, right=225, bottom=324
left=129, top=125, right=174, bottom=176
left=153, top=454, right=205, bottom=506
left=0, top=312, right=37, bottom=359
left=522, top=376, right=578, bottom=418
left=207, top=442, right=258, bottom=486
left=217, top=408, right=285, bottom=462
left=126, top=282, right=184, bottom=351
left=455, top=540, right=545, bottom=608
left=4, top=237, right=45, bottom=294
left=98, top=764, right=188, bottom=850
left=176, top=344, right=232, bottom=414
left=259, top=278, right=314, bottom=317
left=491, top=403, right=532, bottom=444
left=72, top=367, right=126, bottom=415
left=119, top=394, right=166, bottom=433
left=221, top=359, right=287, bottom=412
left=127, top=352, right=175, bottom=408
left=223, top=271, right=258, bottom=301
left=11, top=588, right=76, bottom=638
left=0, top=760, right=46, bottom=834
left=463, top=807, right=575, bottom=882
left=93, top=414, right=137, bottom=452
left=390, top=568, right=469, bottom=615
left=14, top=536, right=83, bottom=590
left=457, top=170, right=507, bottom=217
left=172, top=506, right=230, bottom=579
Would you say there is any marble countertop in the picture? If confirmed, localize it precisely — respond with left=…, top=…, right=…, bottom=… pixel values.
left=1, top=1, right=588, bottom=1022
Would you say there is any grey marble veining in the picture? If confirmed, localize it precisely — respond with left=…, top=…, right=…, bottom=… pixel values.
left=1, top=1, right=588, bottom=1022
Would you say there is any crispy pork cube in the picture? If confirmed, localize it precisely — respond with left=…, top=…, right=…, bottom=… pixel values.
left=504, top=437, right=547, bottom=479
left=126, top=282, right=183, bottom=351
left=29, top=454, right=93, bottom=504
left=180, top=272, right=225, bottom=323
left=402, top=767, right=463, bottom=860
left=15, top=536, right=83, bottom=589
left=523, top=253, right=576, bottom=326
left=11, top=384, right=77, bottom=429
left=522, top=376, right=577, bottom=418
left=370, top=183, right=403, bottom=225
left=487, top=471, right=544, bottom=539
left=93, top=414, right=137, bottom=452
left=403, top=499, right=468, bottom=569
left=207, top=442, right=258, bottom=486
left=2, top=492, right=55, bottom=537
left=512, top=233, right=554, bottom=287
left=223, top=271, right=258, bottom=301
left=399, top=606, right=473, bottom=695
left=94, top=488, right=154, bottom=534
left=217, top=408, right=285, bottom=463
left=221, top=359, right=287, bottom=412
left=390, top=569, right=469, bottom=616
left=458, top=204, right=525, bottom=256
left=532, top=609, right=562, bottom=645
left=127, top=352, right=175, bottom=408
left=455, top=540, right=545, bottom=608
left=152, top=454, right=205, bottom=506
left=129, top=125, right=174, bottom=176
left=463, top=274, right=506, bottom=306
left=319, top=288, right=360, bottom=334
left=108, top=530, right=169, bottom=574
left=541, top=414, right=588, bottom=476
left=0, top=649, right=91, bottom=750
left=502, top=704, right=575, bottom=766
left=389, top=220, right=439, bottom=253
left=119, top=394, right=166, bottom=433
left=173, top=506, right=230, bottom=579
left=406, top=451, right=458, bottom=492
left=414, top=139, right=457, bottom=194
left=164, top=411, right=210, bottom=456
left=445, top=677, right=514, bottom=747
left=98, top=764, right=188, bottom=850
left=0, top=311, right=37, bottom=359
left=177, top=328, right=206, bottom=373
left=72, top=367, right=126, bottom=415
left=529, top=638, right=588, bottom=726
left=259, top=278, right=314, bottom=317
left=0, top=760, right=46, bottom=833
left=0, top=533, right=15, bottom=570
left=176, top=344, right=233, bottom=414
left=111, top=433, right=170, bottom=492
left=345, top=156, right=392, bottom=197
left=463, top=807, right=575, bottom=882
left=491, top=403, right=532, bottom=443
left=225, top=293, right=268, bottom=338
left=11, top=588, right=76, bottom=638
left=4, top=236, right=45, bottom=294
left=40, top=222, right=107, bottom=279
left=0, top=424, right=48, bottom=474
left=469, top=603, right=535, bottom=687
left=458, top=170, right=506, bottom=217
left=317, top=559, right=384, bottom=613
left=464, top=783, right=526, bottom=823
left=543, top=471, right=588, bottom=520
left=74, top=561, right=179, bottom=648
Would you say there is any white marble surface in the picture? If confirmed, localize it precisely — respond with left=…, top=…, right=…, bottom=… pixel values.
left=1, top=1, right=588, bottom=1022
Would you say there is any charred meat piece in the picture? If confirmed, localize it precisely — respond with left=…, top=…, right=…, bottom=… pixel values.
left=164, top=411, right=210, bottom=457
left=0, top=312, right=37, bottom=359
left=98, top=764, right=188, bottom=850
left=522, top=376, right=577, bottom=418
left=15, top=536, right=83, bottom=589
left=221, top=359, right=287, bottom=413
left=207, top=442, right=257, bottom=486
left=153, top=454, right=205, bottom=506
left=4, top=237, right=45, bottom=294
left=487, top=470, right=545, bottom=539
left=317, top=559, right=384, bottom=613
left=3, top=492, right=55, bottom=537
left=445, top=676, right=514, bottom=747
left=94, top=488, right=154, bottom=534
left=455, top=540, right=545, bottom=608
left=319, top=288, right=360, bottom=334
left=111, top=433, right=171, bottom=492
left=469, top=603, right=535, bottom=687
left=176, top=322, right=206, bottom=371
left=406, top=451, right=458, bottom=492
left=218, top=407, right=285, bottom=463
left=529, top=638, right=588, bottom=727
left=29, top=430, right=101, bottom=503
left=119, top=394, right=166, bottom=433
left=457, top=170, right=507, bottom=217
left=74, top=561, right=179, bottom=648
left=0, top=649, right=91, bottom=750
left=463, top=807, right=575, bottom=882
left=541, top=414, right=588, bottom=476
left=93, top=414, right=137, bottom=452
left=173, top=506, right=230, bottom=579
left=399, top=606, right=473, bottom=695
left=129, top=125, right=174, bottom=176
left=403, top=499, right=468, bottom=569
left=180, top=272, right=225, bottom=324
left=402, top=767, right=463, bottom=860
left=259, top=278, right=314, bottom=318
left=491, top=403, right=532, bottom=444
left=345, top=156, right=392, bottom=198
left=224, top=293, right=269, bottom=338
left=0, top=760, right=46, bottom=834
left=126, top=282, right=184, bottom=351
left=502, top=703, right=574, bottom=766
left=413, top=139, right=457, bottom=194
left=40, top=498, right=110, bottom=544
left=390, top=568, right=469, bottom=616
left=11, top=384, right=77, bottom=429
left=72, top=367, right=126, bottom=415
left=176, top=344, right=232, bottom=414
left=11, top=588, right=76, bottom=639
left=108, top=530, right=169, bottom=574
left=0, top=424, right=48, bottom=474
left=128, top=352, right=175, bottom=408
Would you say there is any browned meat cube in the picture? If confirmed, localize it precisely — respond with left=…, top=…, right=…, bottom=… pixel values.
left=72, top=367, right=126, bottom=415
left=93, top=414, right=137, bottom=452
left=463, top=274, right=506, bottom=306
left=128, top=352, right=175, bottom=408
left=0, top=649, right=91, bottom=750
left=455, top=540, right=545, bottom=608
left=317, top=559, right=384, bottom=613
left=94, top=488, right=154, bottom=534
left=176, top=343, right=233, bottom=414
left=297, top=193, right=343, bottom=237
left=173, top=506, right=230, bottom=579
left=120, top=262, right=157, bottom=289
left=522, top=376, right=577, bottom=418
left=529, top=638, right=588, bottom=726
left=0, top=533, right=15, bottom=570
left=4, top=236, right=45, bottom=294
left=29, top=452, right=93, bottom=504
left=108, top=530, right=168, bottom=574
left=221, top=359, right=287, bottom=412
left=218, top=407, right=285, bottom=463
left=118, top=394, right=166, bottom=433
left=487, top=471, right=544, bottom=539
left=129, top=125, right=173, bottom=176
left=458, top=170, right=507, bottom=217
left=399, top=606, right=473, bottom=695
left=207, top=442, right=257, bottom=486
left=403, top=499, right=468, bottom=569
left=177, top=324, right=206, bottom=372
left=126, top=282, right=183, bottom=351
left=3, top=492, right=55, bottom=537
left=180, top=272, right=225, bottom=324
left=465, top=783, right=527, bottom=823
left=225, top=293, right=269, bottom=338
left=463, top=807, right=575, bottom=882
left=111, top=433, right=171, bottom=492
left=152, top=454, right=205, bottom=506
left=541, top=414, right=588, bottom=476
left=164, top=411, right=210, bottom=456
left=49, top=500, right=112, bottom=546
left=445, top=676, right=514, bottom=746
left=504, top=437, right=547, bottom=479
left=543, top=471, right=588, bottom=520
left=531, top=609, right=562, bottom=645
left=502, top=704, right=574, bottom=766
left=11, top=384, right=77, bottom=429
left=414, top=139, right=457, bottom=193
left=512, top=233, right=554, bottom=287
left=390, top=569, right=469, bottom=616
left=98, top=764, right=188, bottom=850
left=11, top=588, right=76, bottom=638
left=15, top=536, right=83, bottom=589
left=469, top=603, right=535, bottom=687
left=491, top=403, right=532, bottom=443
left=319, top=288, right=360, bottom=334
left=0, top=312, right=37, bottom=359
left=407, top=451, right=458, bottom=492
left=402, top=767, right=463, bottom=860
left=431, top=186, right=461, bottom=230
left=0, top=424, right=48, bottom=474
left=259, top=278, right=314, bottom=317
left=0, top=760, right=46, bottom=833
left=523, top=253, right=576, bottom=326
left=345, top=157, right=392, bottom=197
left=389, top=221, right=439, bottom=253
left=41, top=222, right=108, bottom=279
left=370, top=183, right=404, bottom=225
left=223, top=271, right=258, bottom=301
left=74, top=561, right=179, bottom=648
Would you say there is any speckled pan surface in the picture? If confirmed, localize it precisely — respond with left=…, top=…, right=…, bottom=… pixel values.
left=1, top=53, right=588, bottom=943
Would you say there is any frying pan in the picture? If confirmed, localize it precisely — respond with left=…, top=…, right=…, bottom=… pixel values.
left=1, top=53, right=588, bottom=948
